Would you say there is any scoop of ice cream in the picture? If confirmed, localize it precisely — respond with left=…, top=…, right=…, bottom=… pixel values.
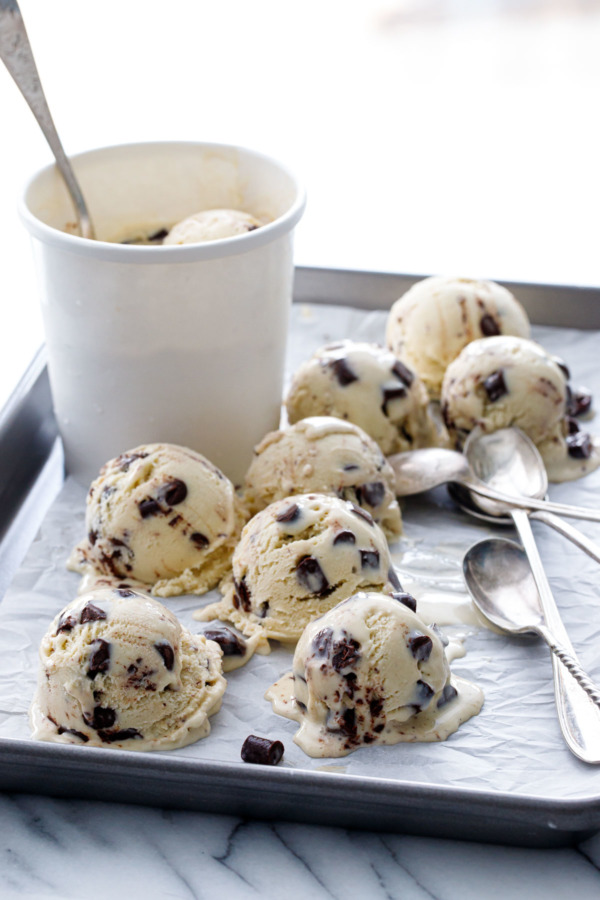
left=30, top=587, right=226, bottom=751
left=67, top=443, right=247, bottom=597
left=243, top=416, right=402, bottom=540
left=195, top=493, right=400, bottom=646
left=265, top=591, right=483, bottom=758
left=163, top=209, right=262, bottom=244
left=386, top=276, right=530, bottom=399
left=441, top=336, right=600, bottom=482
left=285, top=340, right=444, bottom=456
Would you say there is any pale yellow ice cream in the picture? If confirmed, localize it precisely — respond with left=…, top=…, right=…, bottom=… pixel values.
left=441, top=336, right=600, bottom=482
left=386, top=276, right=530, bottom=399
left=285, top=341, right=444, bottom=456
left=195, top=493, right=400, bottom=648
left=163, top=209, right=262, bottom=244
left=243, top=416, right=402, bottom=540
left=30, top=587, right=226, bottom=751
left=68, top=443, right=247, bottom=597
left=265, top=591, right=483, bottom=758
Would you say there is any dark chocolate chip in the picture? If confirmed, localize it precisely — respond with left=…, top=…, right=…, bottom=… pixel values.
left=412, top=679, right=435, bottom=710
left=381, top=385, right=407, bottom=416
left=138, top=498, right=162, bottom=518
left=329, top=357, right=359, bottom=386
left=275, top=503, right=301, bottom=524
left=241, top=734, right=284, bottom=765
left=567, top=387, right=592, bottom=418
left=79, top=603, right=107, bottom=625
left=169, top=514, right=183, bottom=527
left=437, top=683, right=458, bottom=708
left=56, top=613, right=77, bottom=634
left=331, top=636, right=361, bottom=672
left=387, top=567, right=402, bottom=590
left=98, top=728, right=143, bottom=743
left=360, top=549, right=380, bottom=570
left=233, top=577, right=251, bottom=612
left=116, top=451, right=148, bottom=472
left=350, top=504, right=374, bottom=526
left=148, top=227, right=169, bottom=242
left=333, top=530, right=356, bottom=546
left=114, top=587, right=136, bottom=598
left=57, top=726, right=89, bottom=742
left=369, top=696, right=383, bottom=718
left=567, top=431, right=593, bottom=459
left=553, top=357, right=571, bottom=380
left=339, top=708, right=357, bottom=737
left=357, top=482, right=385, bottom=507
left=567, top=416, right=581, bottom=434
left=312, top=627, right=333, bottom=657
left=83, top=705, right=116, bottom=730
left=480, top=314, right=500, bottom=336
left=203, top=625, right=247, bottom=657
left=155, top=640, right=175, bottom=670
left=87, top=639, right=111, bottom=678
left=483, top=369, right=508, bottom=402
left=296, top=556, right=330, bottom=595
left=342, top=463, right=360, bottom=471
left=190, top=532, right=209, bottom=549
left=408, top=632, right=433, bottom=662
left=392, top=360, right=415, bottom=386
left=391, top=591, right=417, bottom=612
left=159, top=479, right=188, bottom=506
left=258, top=601, right=270, bottom=618
left=88, top=530, right=98, bottom=546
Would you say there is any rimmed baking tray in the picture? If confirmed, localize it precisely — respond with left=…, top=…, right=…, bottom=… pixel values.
left=1, top=265, right=600, bottom=849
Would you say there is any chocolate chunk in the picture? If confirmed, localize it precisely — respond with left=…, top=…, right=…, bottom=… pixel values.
left=350, top=504, right=374, bottom=526
left=190, top=532, right=209, bottom=548
left=381, top=385, right=407, bottom=416
left=258, top=601, right=270, bottom=618
left=159, top=479, right=188, bottom=506
left=203, top=625, right=247, bottom=657
left=88, top=529, right=98, bottom=546
left=369, top=696, right=383, bottom=718
left=356, top=482, right=385, bottom=507
left=83, top=705, right=116, bottom=731
left=479, top=314, right=500, bottom=336
left=342, top=464, right=359, bottom=471
left=56, top=613, right=77, bottom=634
left=57, top=726, right=89, bottom=742
left=148, top=227, right=169, bottom=242
left=241, top=734, right=284, bottom=765
left=155, top=640, right=175, bottom=670
left=331, top=636, right=361, bottom=672
left=387, top=568, right=402, bottom=590
left=360, top=549, right=380, bottom=570
left=483, top=369, right=508, bottom=402
left=567, top=416, right=581, bottom=435
left=98, top=728, right=142, bottom=743
left=392, top=591, right=417, bottom=612
left=553, top=357, right=571, bottom=380
left=296, top=556, right=330, bottom=595
left=408, top=632, right=433, bottom=662
left=275, top=503, right=301, bottom=524
left=117, top=451, right=148, bottom=472
left=567, top=431, right=593, bottom=459
left=114, top=587, right=136, bottom=598
left=79, top=603, right=107, bottom=625
left=566, top=386, right=592, bottom=418
left=392, top=360, right=414, bottom=386
left=412, top=679, right=435, bottom=710
left=437, top=683, right=458, bottom=708
left=169, top=514, right=183, bottom=527
left=138, top=498, right=162, bottom=518
left=87, top=639, right=110, bottom=678
left=339, top=708, right=357, bottom=737
left=329, top=357, right=359, bottom=386
left=312, top=627, right=333, bottom=657
left=233, top=577, right=251, bottom=612
left=333, top=530, right=356, bottom=546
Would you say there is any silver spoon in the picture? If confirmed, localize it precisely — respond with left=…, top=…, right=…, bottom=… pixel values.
left=388, top=444, right=600, bottom=522
left=464, top=537, right=600, bottom=763
left=452, top=428, right=600, bottom=565
left=0, top=0, right=95, bottom=239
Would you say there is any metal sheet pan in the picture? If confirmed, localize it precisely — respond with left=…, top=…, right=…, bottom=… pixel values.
left=1, top=266, right=600, bottom=848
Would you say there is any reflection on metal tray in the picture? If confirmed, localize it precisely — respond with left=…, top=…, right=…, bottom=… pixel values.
left=1, top=266, right=600, bottom=849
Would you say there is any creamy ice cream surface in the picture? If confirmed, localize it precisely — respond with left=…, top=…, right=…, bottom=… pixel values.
left=68, top=443, right=247, bottom=597
left=285, top=340, right=444, bottom=456
left=163, top=209, right=263, bottom=244
left=243, top=416, right=402, bottom=540
left=386, top=276, right=531, bottom=399
left=441, top=336, right=600, bottom=482
left=265, top=591, right=483, bottom=758
left=195, top=493, right=400, bottom=647
left=30, top=587, right=226, bottom=751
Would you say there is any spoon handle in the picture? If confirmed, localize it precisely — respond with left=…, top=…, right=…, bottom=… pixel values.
left=538, top=627, right=600, bottom=708
left=465, top=478, right=600, bottom=523
left=512, top=508, right=600, bottom=764
left=530, top=510, right=600, bottom=565
left=0, top=0, right=94, bottom=239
